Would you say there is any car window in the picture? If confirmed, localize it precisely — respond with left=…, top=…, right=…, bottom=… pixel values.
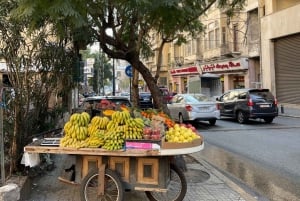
left=83, top=98, right=131, bottom=110
left=184, top=95, right=200, bottom=104
left=250, top=91, right=274, bottom=100
left=192, top=94, right=209, bottom=101
left=238, top=92, right=247, bottom=99
left=228, top=91, right=238, bottom=100
left=221, top=92, right=230, bottom=101
left=176, top=96, right=185, bottom=103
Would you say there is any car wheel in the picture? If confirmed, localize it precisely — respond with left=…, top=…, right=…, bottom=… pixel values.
left=264, top=117, right=274, bottom=123
left=179, top=114, right=184, bottom=124
left=209, top=119, right=216, bottom=126
left=237, top=111, right=247, bottom=124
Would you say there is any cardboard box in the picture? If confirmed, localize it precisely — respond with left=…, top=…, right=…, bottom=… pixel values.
left=161, top=137, right=203, bottom=149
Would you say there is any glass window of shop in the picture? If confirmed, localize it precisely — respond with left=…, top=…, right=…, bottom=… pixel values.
left=234, top=76, right=244, bottom=89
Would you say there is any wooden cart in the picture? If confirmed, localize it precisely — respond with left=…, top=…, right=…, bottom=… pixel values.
left=24, top=138, right=204, bottom=201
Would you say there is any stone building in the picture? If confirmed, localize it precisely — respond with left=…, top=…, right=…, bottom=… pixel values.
left=260, top=0, right=300, bottom=108
left=144, top=1, right=261, bottom=96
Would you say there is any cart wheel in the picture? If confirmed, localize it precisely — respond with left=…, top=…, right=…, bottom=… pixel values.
left=145, top=164, right=187, bottom=201
left=80, top=168, right=124, bottom=201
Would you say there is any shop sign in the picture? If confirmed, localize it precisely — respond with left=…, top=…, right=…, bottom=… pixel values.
left=200, top=59, right=248, bottom=73
left=170, top=66, right=199, bottom=76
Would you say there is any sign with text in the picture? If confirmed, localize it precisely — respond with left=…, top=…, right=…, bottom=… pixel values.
left=170, top=66, right=199, bottom=76
left=200, top=59, right=248, bottom=73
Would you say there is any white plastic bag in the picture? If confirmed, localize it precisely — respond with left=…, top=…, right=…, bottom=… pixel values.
left=21, top=152, right=40, bottom=167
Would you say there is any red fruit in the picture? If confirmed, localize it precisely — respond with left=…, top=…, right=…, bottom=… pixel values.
left=187, top=123, right=193, bottom=128
left=190, top=127, right=196, bottom=132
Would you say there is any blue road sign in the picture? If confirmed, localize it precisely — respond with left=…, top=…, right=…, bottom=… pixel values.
left=125, top=65, right=133, bottom=78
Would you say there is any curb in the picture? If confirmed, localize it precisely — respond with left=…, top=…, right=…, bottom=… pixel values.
left=189, top=153, right=258, bottom=201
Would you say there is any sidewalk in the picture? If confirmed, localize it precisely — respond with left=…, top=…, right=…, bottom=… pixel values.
left=21, top=153, right=259, bottom=201
left=278, top=104, right=300, bottom=118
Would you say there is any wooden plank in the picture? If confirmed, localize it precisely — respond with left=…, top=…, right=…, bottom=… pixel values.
left=98, top=164, right=106, bottom=196
left=134, top=186, right=167, bottom=192
left=24, top=146, right=161, bottom=156
left=137, top=158, right=159, bottom=185
left=109, top=157, right=130, bottom=182
left=82, top=156, right=102, bottom=178
left=24, top=141, right=204, bottom=156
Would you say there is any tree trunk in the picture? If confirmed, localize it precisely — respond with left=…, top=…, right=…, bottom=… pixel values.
left=9, top=107, right=19, bottom=175
left=130, top=59, right=170, bottom=115
left=132, top=67, right=139, bottom=108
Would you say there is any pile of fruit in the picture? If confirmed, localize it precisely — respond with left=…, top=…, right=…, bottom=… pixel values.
left=165, top=123, right=201, bottom=143
left=60, top=108, right=202, bottom=150
left=60, top=110, right=145, bottom=150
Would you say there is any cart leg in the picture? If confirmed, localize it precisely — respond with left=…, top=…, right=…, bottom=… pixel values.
left=80, top=168, right=124, bottom=201
left=97, top=164, right=106, bottom=196
left=145, top=164, right=187, bottom=201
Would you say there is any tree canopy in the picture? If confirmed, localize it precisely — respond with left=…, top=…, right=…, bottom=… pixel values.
left=12, top=0, right=246, bottom=111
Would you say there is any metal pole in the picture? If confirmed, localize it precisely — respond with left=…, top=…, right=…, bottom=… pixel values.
left=129, top=78, right=132, bottom=102
left=0, top=75, right=5, bottom=185
left=112, top=58, right=115, bottom=96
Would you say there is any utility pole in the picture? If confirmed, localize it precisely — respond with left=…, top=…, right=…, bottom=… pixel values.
left=0, top=74, right=5, bottom=186
left=112, top=58, right=115, bottom=96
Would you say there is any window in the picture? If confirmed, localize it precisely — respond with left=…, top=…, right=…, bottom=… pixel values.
left=207, top=21, right=220, bottom=49
left=185, top=41, right=192, bottom=56
left=222, top=27, right=226, bottom=45
left=233, top=24, right=239, bottom=51
left=185, top=39, right=197, bottom=56
left=159, top=77, right=167, bottom=86
left=208, top=30, right=214, bottom=49
left=215, top=28, right=220, bottom=47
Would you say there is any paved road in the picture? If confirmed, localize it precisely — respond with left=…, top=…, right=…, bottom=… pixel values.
left=198, top=116, right=300, bottom=201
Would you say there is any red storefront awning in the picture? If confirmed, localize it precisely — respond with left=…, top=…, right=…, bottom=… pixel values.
left=170, top=66, right=199, bottom=76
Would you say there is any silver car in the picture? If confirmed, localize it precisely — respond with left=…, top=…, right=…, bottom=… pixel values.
left=167, top=94, right=220, bottom=125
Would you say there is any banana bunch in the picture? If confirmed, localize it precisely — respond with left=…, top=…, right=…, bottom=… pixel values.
left=122, top=117, right=145, bottom=139
left=60, top=135, right=88, bottom=148
left=70, top=112, right=90, bottom=127
left=85, top=135, right=105, bottom=148
left=111, top=111, right=131, bottom=125
left=90, top=116, right=110, bottom=130
left=102, top=131, right=124, bottom=150
left=88, top=116, right=109, bottom=136
left=63, top=121, right=88, bottom=140
left=76, top=126, right=88, bottom=140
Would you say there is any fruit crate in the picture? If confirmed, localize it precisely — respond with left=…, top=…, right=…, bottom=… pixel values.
left=162, top=137, right=203, bottom=149
left=125, top=139, right=162, bottom=150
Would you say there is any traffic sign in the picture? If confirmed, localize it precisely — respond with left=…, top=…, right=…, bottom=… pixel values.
left=125, top=65, right=132, bottom=78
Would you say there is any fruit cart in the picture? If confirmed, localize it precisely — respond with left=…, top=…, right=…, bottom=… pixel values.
left=23, top=108, right=204, bottom=201
left=24, top=137, right=203, bottom=201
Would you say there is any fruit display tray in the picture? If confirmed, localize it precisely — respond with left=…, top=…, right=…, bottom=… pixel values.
left=40, top=138, right=61, bottom=146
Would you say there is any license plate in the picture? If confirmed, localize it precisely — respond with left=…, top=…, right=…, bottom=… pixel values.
left=199, top=107, right=209, bottom=111
left=260, top=104, right=270, bottom=108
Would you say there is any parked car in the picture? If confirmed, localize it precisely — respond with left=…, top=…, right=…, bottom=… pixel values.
left=216, top=88, right=278, bottom=124
left=75, top=96, right=132, bottom=117
left=167, top=93, right=220, bottom=125
left=159, top=87, right=173, bottom=103
left=139, top=92, right=153, bottom=110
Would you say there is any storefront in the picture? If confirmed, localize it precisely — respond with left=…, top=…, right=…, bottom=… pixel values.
left=199, top=58, right=249, bottom=92
left=273, top=33, right=300, bottom=105
left=170, top=66, right=199, bottom=93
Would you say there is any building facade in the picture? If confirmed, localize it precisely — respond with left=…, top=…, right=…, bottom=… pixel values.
left=260, top=0, right=300, bottom=108
left=166, top=0, right=261, bottom=96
